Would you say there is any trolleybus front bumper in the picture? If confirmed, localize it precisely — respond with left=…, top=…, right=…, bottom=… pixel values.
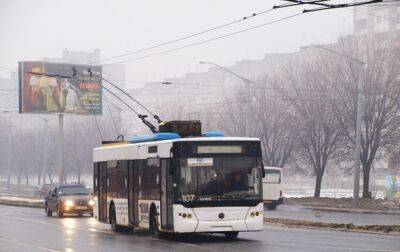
left=172, top=203, right=264, bottom=233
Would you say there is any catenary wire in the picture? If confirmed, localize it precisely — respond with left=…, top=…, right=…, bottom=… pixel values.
left=85, top=8, right=276, bottom=65
left=103, top=12, right=304, bottom=66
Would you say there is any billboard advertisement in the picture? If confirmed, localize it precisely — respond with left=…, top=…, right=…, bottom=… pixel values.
left=19, top=61, right=102, bottom=114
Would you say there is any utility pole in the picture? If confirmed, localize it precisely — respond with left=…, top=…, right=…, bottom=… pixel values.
left=353, top=64, right=364, bottom=207
left=58, top=114, right=64, bottom=183
left=199, top=60, right=255, bottom=136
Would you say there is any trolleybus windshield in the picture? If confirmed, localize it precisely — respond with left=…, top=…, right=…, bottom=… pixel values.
left=175, top=156, right=262, bottom=206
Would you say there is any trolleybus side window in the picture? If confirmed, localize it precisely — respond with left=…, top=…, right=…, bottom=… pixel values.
left=141, top=158, right=160, bottom=200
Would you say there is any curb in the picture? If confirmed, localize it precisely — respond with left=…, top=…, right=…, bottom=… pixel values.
left=264, top=217, right=400, bottom=235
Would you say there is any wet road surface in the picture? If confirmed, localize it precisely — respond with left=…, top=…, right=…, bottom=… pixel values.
left=0, top=205, right=399, bottom=252
left=265, top=204, right=400, bottom=226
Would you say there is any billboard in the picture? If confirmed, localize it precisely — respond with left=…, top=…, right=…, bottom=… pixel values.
left=19, top=61, right=102, bottom=114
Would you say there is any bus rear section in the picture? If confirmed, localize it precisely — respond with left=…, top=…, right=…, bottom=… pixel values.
left=262, top=167, right=283, bottom=210
left=92, top=137, right=264, bottom=239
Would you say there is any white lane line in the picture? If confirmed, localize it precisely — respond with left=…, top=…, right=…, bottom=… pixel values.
left=261, top=241, right=400, bottom=252
left=0, top=235, right=61, bottom=252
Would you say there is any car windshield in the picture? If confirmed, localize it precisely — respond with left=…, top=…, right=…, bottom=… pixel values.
left=58, top=186, right=89, bottom=195
left=175, top=157, right=262, bottom=203
left=264, top=169, right=281, bottom=183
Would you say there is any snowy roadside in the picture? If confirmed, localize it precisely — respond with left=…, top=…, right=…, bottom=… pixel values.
left=0, top=195, right=43, bottom=208
left=264, top=217, right=400, bottom=235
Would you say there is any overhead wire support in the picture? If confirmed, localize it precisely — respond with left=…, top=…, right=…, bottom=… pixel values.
left=273, top=0, right=331, bottom=9
left=273, top=0, right=383, bottom=12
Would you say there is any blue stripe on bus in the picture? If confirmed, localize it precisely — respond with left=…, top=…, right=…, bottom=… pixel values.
left=129, top=132, right=181, bottom=143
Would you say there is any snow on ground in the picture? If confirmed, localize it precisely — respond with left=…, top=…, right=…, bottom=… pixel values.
left=283, top=188, right=385, bottom=199
left=0, top=195, right=43, bottom=204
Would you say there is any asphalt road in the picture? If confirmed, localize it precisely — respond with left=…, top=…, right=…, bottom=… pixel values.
left=265, top=204, right=400, bottom=226
left=0, top=205, right=399, bottom=252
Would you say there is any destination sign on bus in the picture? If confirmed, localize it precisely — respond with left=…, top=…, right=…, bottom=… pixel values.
left=187, top=158, right=213, bottom=167
left=196, top=145, right=243, bottom=154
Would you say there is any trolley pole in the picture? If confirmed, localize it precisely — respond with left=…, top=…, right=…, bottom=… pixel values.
left=58, top=114, right=64, bottom=183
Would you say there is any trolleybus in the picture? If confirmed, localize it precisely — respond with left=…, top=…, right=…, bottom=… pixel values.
left=93, top=130, right=264, bottom=239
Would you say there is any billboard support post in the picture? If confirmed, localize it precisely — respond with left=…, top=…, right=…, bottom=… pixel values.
left=58, top=114, right=64, bottom=183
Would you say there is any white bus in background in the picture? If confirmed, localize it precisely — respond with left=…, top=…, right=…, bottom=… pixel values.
left=263, top=166, right=283, bottom=210
left=92, top=133, right=265, bottom=240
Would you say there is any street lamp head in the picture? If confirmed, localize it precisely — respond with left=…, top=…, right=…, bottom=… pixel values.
left=198, top=61, right=207, bottom=65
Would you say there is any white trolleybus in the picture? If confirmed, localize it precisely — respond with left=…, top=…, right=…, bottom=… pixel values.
left=93, top=121, right=264, bottom=239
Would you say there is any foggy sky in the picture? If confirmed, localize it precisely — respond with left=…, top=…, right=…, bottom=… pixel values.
left=0, top=0, right=353, bottom=88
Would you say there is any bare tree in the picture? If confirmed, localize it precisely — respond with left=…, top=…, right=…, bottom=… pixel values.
left=281, top=58, right=346, bottom=197
left=250, top=78, right=297, bottom=167
left=326, top=41, right=400, bottom=198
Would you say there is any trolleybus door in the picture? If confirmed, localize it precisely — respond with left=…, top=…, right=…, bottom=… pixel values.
left=128, top=160, right=138, bottom=225
left=160, top=159, right=173, bottom=229
left=98, top=162, right=108, bottom=222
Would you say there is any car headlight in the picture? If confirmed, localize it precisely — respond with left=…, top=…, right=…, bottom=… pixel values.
left=64, top=200, right=74, bottom=207
left=88, top=200, right=95, bottom=206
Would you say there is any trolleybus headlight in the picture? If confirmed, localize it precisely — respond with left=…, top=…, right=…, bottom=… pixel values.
left=187, top=214, right=192, bottom=219
left=64, top=200, right=74, bottom=207
left=182, top=213, right=187, bottom=218
left=250, top=211, right=262, bottom=217
left=88, top=200, right=95, bottom=206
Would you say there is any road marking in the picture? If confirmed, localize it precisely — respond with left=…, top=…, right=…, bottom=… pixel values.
left=261, top=241, right=400, bottom=252
left=0, top=235, right=61, bottom=252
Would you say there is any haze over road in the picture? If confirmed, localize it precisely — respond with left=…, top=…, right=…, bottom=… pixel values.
left=0, top=205, right=399, bottom=252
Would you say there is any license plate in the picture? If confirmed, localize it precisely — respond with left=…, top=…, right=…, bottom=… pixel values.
left=76, top=206, right=87, bottom=210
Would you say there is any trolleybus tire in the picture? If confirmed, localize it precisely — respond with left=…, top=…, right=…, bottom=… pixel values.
left=110, top=204, right=123, bottom=233
left=45, top=204, right=52, bottom=217
left=224, top=231, right=239, bottom=240
left=149, top=207, right=160, bottom=237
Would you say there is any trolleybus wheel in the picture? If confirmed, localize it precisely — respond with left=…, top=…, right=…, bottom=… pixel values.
left=224, top=231, right=239, bottom=240
left=110, top=205, right=122, bottom=233
left=149, top=207, right=160, bottom=237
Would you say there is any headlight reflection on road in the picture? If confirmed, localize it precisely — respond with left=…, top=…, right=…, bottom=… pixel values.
left=61, top=218, right=76, bottom=243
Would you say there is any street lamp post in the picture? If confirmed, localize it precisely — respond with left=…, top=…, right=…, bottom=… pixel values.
left=198, top=61, right=256, bottom=136
left=304, top=45, right=365, bottom=208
